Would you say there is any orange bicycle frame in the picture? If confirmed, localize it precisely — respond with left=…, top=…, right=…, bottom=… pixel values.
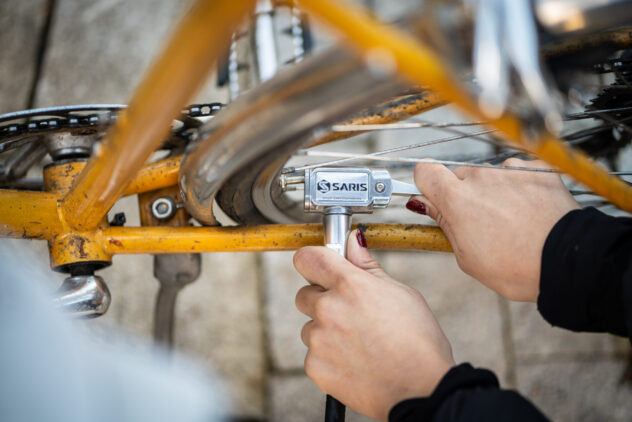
left=0, top=0, right=630, bottom=271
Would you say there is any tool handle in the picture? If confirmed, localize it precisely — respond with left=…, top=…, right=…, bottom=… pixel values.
left=325, top=395, right=346, bottom=422
left=322, top=207, right=350, bottom=422
left=323, top=207, right=351, bottom=257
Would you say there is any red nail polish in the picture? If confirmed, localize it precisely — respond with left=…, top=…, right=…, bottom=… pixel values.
left=406, top=199, right=427, bottom=215
left=356, top=229, right=367, bottom=248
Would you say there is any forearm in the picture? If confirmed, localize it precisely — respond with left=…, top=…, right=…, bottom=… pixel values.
left=389, top=364, right=549, bottom=422
left=538, top=207, right=632, bottom=337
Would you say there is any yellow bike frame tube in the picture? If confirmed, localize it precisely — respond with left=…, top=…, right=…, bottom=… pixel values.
left=124, top=155, right=182, bottom=196
left=103, top=224, right=451, bottom=255
left=310, top=92, right=445, bottom=147
left=299, top=0, right=632, bottom=212
left=61, top=0, right=256, bottom=231
left=0, top=190, right=61, bottom=240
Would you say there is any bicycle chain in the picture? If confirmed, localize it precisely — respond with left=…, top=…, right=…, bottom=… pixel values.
left=0, top=102, right=225, bottom=153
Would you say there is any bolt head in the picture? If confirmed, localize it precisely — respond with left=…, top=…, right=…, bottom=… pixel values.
left=151, top=197, right=175, bottom=220
left=375, top=182, right=386, bottom=193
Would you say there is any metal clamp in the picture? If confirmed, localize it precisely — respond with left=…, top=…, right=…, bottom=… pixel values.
left=287, top=166, right=420, bottom=214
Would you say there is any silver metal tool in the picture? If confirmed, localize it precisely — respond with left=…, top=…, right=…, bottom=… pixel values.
left=298, top=165, right=420, bottom=261
left=300, top=166, right=420, bottom=256
left=322, top=205, right=350, bottom=421
left=302, top=166, right=420, bottom=212
left=295, top=167, right=420, bottom=422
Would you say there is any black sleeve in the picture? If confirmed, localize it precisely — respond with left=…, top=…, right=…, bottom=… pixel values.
left=389, top=364, right=548, bottom=422
left=538, top=207, right=632, bottom=338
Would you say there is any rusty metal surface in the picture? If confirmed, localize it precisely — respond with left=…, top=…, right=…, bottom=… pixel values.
left=41, top=160, right=110, bottom=269
left=43, top=160, right=87, bottom=193
left=308, top=91, right=446, bottom=147
left=103, top=223, right=451, bottom=254
left=542, top=28, right=632, bottom=57
left=124, top=155, right=182, bottom=196
left=138, top=185, right=189, bottom=227
left=48, top=231, right=111, bottom=270
left=0, top=189, right=61, bottom=239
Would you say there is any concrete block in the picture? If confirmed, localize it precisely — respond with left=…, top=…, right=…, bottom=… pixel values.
left=175, top=252, right=266, bottom=419
left=261, top=251, right=309, bottom=371
left=516, top=360, right=632, bottom=421
left=509, top=301, right=627, bottom=362
left=269, top=374, right=375, bottom=422
left=0, top=0, right=46, bottom=113
left=36, top=0, right=226, bottom=107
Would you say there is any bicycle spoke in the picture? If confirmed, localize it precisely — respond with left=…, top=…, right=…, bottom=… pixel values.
left=332, top=121, right=488, bottom=131
left=294, top=150, right=560, bottom=172
left=287, top=129, right=497, bottom=172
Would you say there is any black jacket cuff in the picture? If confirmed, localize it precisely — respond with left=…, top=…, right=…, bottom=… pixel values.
left=388, top=363, right=498, bottom=421
left=538, top=207, right=632, bottom=336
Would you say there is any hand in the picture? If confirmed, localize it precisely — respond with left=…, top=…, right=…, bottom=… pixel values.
left=407, top=158, right=579, bottom=302
left=294, top=230, right=455, bottom=421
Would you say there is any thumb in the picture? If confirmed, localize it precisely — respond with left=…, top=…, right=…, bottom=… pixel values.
left=346, top=229, right=392, bottom=281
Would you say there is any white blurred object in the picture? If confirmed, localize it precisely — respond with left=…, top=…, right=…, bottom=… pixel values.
left=0, top=243, right=226, bottom=422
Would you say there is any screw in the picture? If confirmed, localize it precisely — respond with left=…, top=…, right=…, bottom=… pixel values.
left=109, top=212, right=126, bottom=227
left=375, top=182, right=386, bottom=193
left=279, top=174, right=305, bottom=191
left=151, top=197, right=175, bottom=220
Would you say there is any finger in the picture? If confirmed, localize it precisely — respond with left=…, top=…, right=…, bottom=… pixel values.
left=294, top=246, right=360, bottom=290
left=414, top=162, right=459, bottom=210
left=300, top=320, right=315, bottom=347
left=304, top=349, right=332, bottom=393
left=346, top=229, right=392, bottom=281
left=503, top=157, right=553, bottom=170
left=453, top=165, right=471, bottom=180
left=406, top=195, right=440, bottom=221
left=295, top=284, right=326, bottom=319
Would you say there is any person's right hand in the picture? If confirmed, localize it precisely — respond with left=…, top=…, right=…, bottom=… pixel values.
left=406, top=158, right=579, bottom=302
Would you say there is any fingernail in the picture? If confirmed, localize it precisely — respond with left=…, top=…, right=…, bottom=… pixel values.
left=356, top=229, right=367, bottom=248
left=406, top=199, right=427, bottom=215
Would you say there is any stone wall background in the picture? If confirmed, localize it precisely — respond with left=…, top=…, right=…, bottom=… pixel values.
left=1, top=1, right=631, bottom=420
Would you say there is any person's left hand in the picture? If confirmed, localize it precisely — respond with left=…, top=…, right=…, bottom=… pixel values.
left=294, top=230, right=455, bottom=421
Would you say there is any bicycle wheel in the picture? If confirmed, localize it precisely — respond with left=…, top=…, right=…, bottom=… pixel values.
left=181, top=26, right=632, bottom=227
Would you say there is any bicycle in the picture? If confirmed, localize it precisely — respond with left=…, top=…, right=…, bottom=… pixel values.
left=2, top=0, right=632, bottom=419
